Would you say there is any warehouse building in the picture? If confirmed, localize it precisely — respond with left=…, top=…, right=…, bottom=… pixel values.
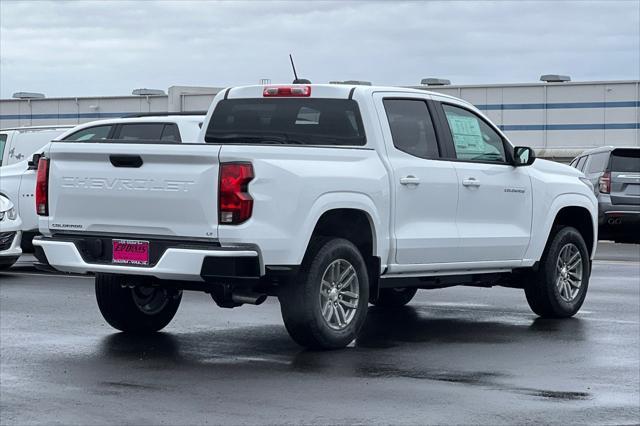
left=1, top=78, right=638, bottom=161
left=420, top=77, right=639, bottom=161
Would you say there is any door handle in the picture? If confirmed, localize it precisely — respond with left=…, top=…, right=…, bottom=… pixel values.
left=110, top=155, right=143, bottom=168
left=462, top=177, right=481, bottom=187
left=400, top=176, right=420, bottom=186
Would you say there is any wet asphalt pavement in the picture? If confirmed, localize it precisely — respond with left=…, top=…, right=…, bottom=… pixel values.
left=1, top=243, right=639, bottom=425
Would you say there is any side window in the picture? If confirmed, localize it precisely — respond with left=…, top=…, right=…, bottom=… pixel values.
left=63, top=125, right=112, bottom=142
left=586, top=152, right=609, bottom=173
left=442, top=104, right=506, bottom=163
left=576, top=156, right=587, bottom=171
left=383, top=99, right=439, bottom=159
left=118, top=123, right=164, bottom=140
left=0, top=134, right=7, bottom=166
left=160, top=124, right=181, bottom=142
left=569, top=158, right=578, bottom=168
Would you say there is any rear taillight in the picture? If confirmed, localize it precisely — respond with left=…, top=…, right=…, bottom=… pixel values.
left=599, top=171, right=611, bottom=194
left=35, top=158, right=50, bottom=216
left=263, top=85, right=311, bottom=97
left=219, top=163, right=254, bottom=224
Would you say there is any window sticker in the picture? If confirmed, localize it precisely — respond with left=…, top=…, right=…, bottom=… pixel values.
left=446, top=114, right=485, bottom=156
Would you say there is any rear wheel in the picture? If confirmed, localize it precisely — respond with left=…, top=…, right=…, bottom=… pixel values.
left=524, top=226, right=590, bottom=318
left=371, top=287, right=417, bottom=307
left=279, top=237, right=369, bottom=349
left=95, top=274, right=182, bottom=333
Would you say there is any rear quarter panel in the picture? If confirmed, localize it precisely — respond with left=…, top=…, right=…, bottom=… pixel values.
left=218, top=145, right=390, bottom=267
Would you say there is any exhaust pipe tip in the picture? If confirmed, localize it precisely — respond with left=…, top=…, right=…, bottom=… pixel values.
left=231, top=292, right=267, bottom=306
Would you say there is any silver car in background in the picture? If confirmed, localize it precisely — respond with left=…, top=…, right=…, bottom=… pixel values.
left=570, top=146, right=640, bottom=243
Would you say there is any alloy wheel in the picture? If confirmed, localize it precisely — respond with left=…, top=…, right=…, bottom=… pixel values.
left=555, top=243, right=583, bottom=303
left=319, top=259, right=360, bottom=330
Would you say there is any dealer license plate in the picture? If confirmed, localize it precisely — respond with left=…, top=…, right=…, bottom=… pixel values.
left=112, top=239, right=149, bottom=265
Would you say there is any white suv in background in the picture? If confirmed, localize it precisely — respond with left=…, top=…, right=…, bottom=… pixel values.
left=0, top=125, right=74, bottom=167
left=0, top=114, right=204, bottom=258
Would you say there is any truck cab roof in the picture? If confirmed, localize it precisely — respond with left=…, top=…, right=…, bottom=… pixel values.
left=223, top=84, right=473, bottom=107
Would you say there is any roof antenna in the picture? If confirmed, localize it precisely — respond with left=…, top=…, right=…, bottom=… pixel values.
left=289, top=54, right=311, bottom=84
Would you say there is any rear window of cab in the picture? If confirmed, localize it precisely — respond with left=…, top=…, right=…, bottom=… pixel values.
left=205, top=98, right=366, bottom=146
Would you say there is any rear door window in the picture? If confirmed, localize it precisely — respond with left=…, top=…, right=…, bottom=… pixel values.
left=117, top=123, right=165, bottom=140
left=206, top=98, right=366, bottom=146
left=383, top=99, right=439, bottom=159
left=63, top=125, right=113, bottom=142
left=610, top=150, right=640, bottom=172
left=160, top=124, right=181, bottom=142
left=0, top=134, right=7, bottom=166
left=576, top=156, right=587, bottom=171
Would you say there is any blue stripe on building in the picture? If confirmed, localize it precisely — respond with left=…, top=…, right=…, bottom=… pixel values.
left=0, top=112, right=127, bottom=120
left=476, top=101, right=640, bottom=110
left=499, top=123, right=639, bottom=131
left=1, top=101, right=638, bottom=131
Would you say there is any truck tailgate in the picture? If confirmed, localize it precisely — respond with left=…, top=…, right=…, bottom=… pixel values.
left=45, top=142, right=221, bottom=239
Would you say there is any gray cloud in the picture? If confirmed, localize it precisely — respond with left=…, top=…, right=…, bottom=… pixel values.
left=1, top=0, right=638, bottom=97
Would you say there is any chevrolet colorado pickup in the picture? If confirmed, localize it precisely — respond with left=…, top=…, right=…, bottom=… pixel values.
left=33, top=84, right=598, bottom=349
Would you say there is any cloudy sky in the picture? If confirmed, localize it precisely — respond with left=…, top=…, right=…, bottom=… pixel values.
left=1, top=0, right=638, bottom=98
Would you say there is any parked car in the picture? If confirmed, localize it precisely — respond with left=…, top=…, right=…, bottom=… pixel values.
left=0, top=194, right=22, bottom=270
left=570, top=147, right=639, bottom=243
left=0, top=114, right=204, bottom=254
left=33, top=84, right=597, bottom=349
left=0, top=125, right=74, bottom=167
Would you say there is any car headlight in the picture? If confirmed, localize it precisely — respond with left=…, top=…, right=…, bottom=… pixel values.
left=7, top=207, right=17, bottom=220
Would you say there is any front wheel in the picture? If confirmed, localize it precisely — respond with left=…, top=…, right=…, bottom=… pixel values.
left=524, top=226, right=590, bottom=318
left=279, top=238, right=369, bottom=349
left=95, top=274, right=182, bottom=333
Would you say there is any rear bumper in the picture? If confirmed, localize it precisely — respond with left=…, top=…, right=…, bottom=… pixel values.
left=597, top=197, right=640, bottom=225
left=33, top=236, right=262, bottom=281
left=597, top=197, right=640, bottom=241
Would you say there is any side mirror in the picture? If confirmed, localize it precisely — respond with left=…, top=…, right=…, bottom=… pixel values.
left=513, top=146, right=536, bottom=167
left=27, top=153, right=42, bottom=170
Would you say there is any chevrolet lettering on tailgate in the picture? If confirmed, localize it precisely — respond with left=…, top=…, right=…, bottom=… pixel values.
left=61, top=177, right=195, bottom=192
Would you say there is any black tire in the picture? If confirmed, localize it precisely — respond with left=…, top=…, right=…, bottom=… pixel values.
left=0, top=256, right=19, bottom=271
left=279, top=237, right=369, bottom=350
left=524, top=226, right=590, bottom=318
left=371, top=287, right=418, bottom=307
left=95, top=274, right=182, bottom=333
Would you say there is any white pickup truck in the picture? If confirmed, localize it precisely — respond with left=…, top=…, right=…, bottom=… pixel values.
left=33, top=84, right=598, bottom=349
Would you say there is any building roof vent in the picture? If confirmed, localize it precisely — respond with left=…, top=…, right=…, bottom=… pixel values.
left=540, top=74, right=571, bottom=83
left=420, top=78, right=451, bottom=86
left=12, top=92, right=45, bottom=99
left=132, top=88, right=166, bottom=96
